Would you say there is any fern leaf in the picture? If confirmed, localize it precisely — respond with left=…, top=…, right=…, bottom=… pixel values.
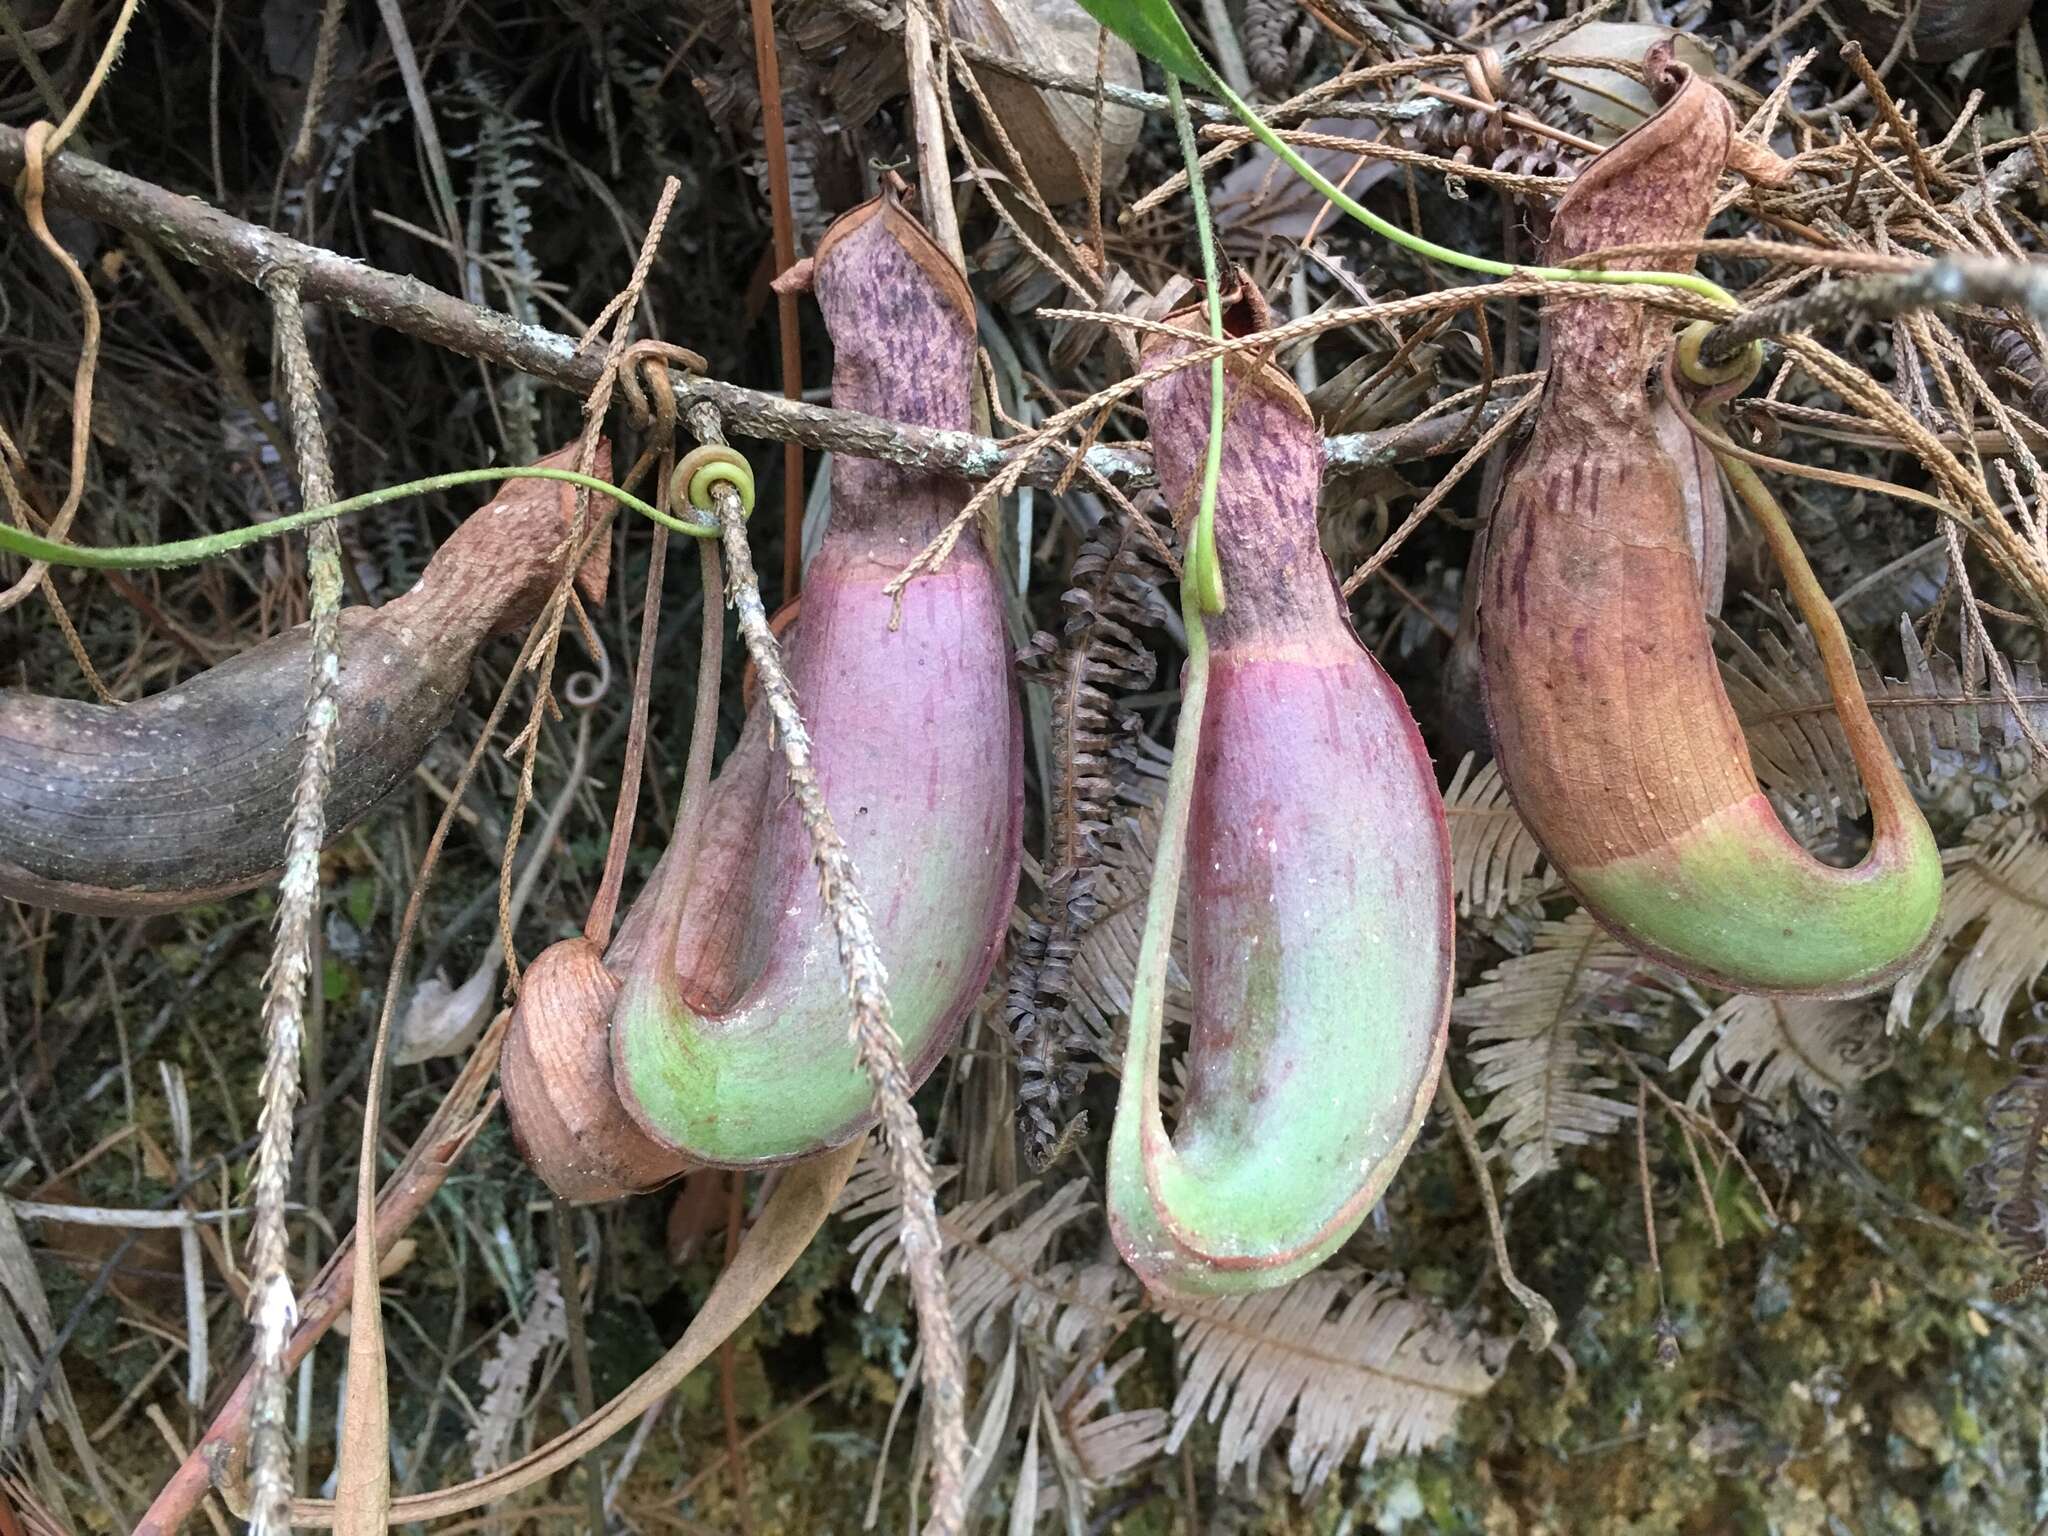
left=1722, top=602, right=2048, bottom=817
left=1051, top=1351, right=1169, bottom=1487
left=1010, top=509, right=1175, bottom=1164
left=1161, top=1269, right=1497, bottom=1492
left=1454, top=912, right=1646, bottom=1191
left=1065, top=786, right=1193, bottom=1065
left=455, top=66, right=547, bottom=463
left=1966, top=1034, right=2048, bottom=1265
left=1669, top=994, right=1888, bottom=1114
left=1443, top=753, right=1551, bottom=918
left=840, top=1161, right=1135, bottom=1358
left=467, top=1270, right=567, bottom=1477
left=1888, top=816, right=2048, bottom=1045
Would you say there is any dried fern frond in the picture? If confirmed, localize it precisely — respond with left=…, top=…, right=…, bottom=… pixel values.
left=1009, top=508, right=1174, bottom=1165
left=1064, top=779, right=1194, bottom=1070
left=467, top=1269, right=567, bottom=1478
left=1454, top=912, right=1648, bottom=1191
left=1966, top=1032, right=2048, bottom=1270
left=1888, top=815, right=2048, bottom=1045
left=1018, top=1351, right=1170, bottom=1535
left=1669, top=994, right=1889, bottom=1116
left=1161, top=1269, right=1498, bottom=1493
left=453, top=66, right=547, bottom=464
left=1722, top=603, right=2048, bottom=819
left=841, top=1160, right=1135, bottom=1359
left=1406, top=47, right=1580, bottom=181
left=1050, top=1350, right=1169, bottom=1488
left=1443, top=753, right=1551, bottom=918
left=842, top=1161, right=1156, bottom=1519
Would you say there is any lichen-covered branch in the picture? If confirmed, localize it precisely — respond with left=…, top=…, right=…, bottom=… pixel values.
left=0, top=124, right=1495, bottom=496
left=1699, top=256, right=2048, bottom=365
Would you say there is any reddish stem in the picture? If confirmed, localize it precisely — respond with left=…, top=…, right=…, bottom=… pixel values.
left=747, top=0, right=807, bottom=600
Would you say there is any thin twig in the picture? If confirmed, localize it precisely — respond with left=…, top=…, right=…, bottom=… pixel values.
left=688, top=399, right=969, bottom=1536
left=41, top=0, right=139, bottom=157
left=1434, top=1078, right=1558, bottom=1352
left=9, top=1201, right=282, bottom=1228
left=497, top=177, right=679, bottom=995
left=0, top=122, right=102, bottom=615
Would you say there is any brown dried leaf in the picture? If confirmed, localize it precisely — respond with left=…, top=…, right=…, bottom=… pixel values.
left=949, top=0, right=1142, bottom=204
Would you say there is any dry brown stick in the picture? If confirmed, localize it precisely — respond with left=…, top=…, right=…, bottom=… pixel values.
left=688, top=399, right=969, bottom=1536
left=0, top=125, right=1491, bottom=494
left=582, top=494, right=666, bottom=948
left=132, top=1016, right=505, bottom=1536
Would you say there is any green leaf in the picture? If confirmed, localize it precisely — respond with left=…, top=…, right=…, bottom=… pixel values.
left=323, top=956, right=354, bottom=1004
left=1072, top=0, right=1216, bottom=84
left=346, top=874, right=378, bottom=931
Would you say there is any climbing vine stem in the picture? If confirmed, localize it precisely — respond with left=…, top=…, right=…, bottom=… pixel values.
left=0, top=465, right=708, bottom=572
left=1167, top=72, right=1227, bottom=618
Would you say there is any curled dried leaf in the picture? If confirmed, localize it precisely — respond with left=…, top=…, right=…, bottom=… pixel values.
left=950, top=0, right=1144, bottom=204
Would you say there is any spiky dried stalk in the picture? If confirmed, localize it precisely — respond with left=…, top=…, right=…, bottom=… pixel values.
left=688, top=399, right=969, bottom=1536
left=245, top=264, right=344, bottom=1536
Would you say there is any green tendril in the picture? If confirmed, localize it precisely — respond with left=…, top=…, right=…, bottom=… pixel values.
left=1076, top=0, right=1743, bottom=313
left=1206, top=73, right=1740, bottom=309
left=1673, top=319, right=1765, bottom=391
left=0, top=466, right=716, bottom=573
left=672, top=445, right=758, bottom=528
left=1169, top=74, right=1228, bottom=620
